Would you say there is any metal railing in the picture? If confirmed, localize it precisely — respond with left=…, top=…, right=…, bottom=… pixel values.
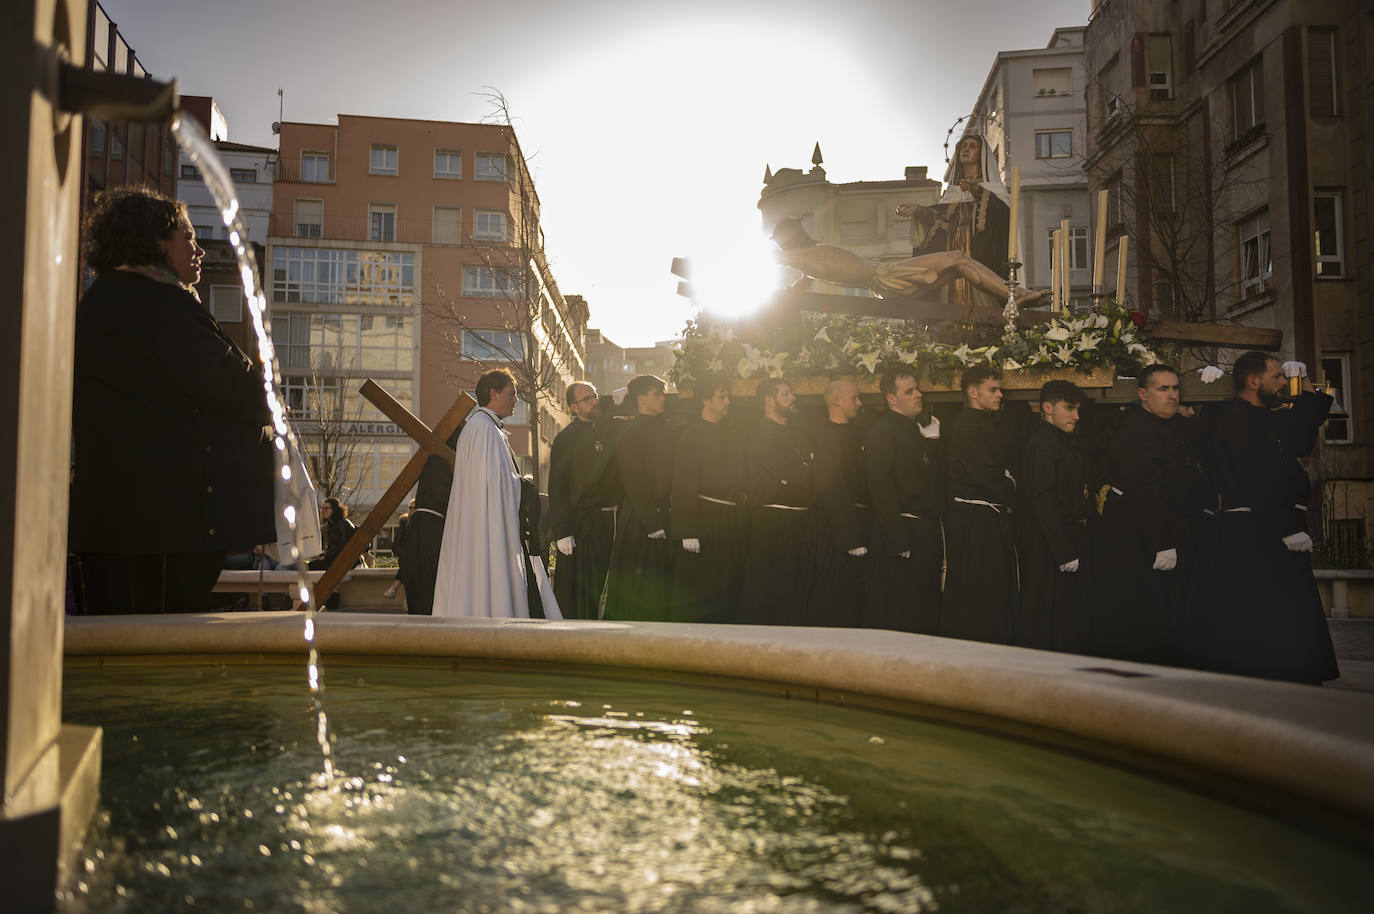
left=273, top=159, right=335, bottom=184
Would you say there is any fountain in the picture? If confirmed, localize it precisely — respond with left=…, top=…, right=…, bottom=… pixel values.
left=4, top=1, right=1374, bottom=910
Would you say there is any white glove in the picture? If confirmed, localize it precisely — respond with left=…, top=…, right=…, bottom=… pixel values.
left=1004, top=468, right=1017, bottom=487
left=899, top=550, right=911, bottom=559
left=847, top=546, right=868, bottom=557
left=611, top=387, right=629, bottom=405
left=1058, top=558, right=1080, bottom=573
left=681, top=538, right=700, bottom=553
left=1198, top=365, right=1224, bottom=384
left=555, top=536, right=575, bottom=556
left=648, top=528, right=666, bottom=540
left=1152, top=548, right=1177, bottom=571
left=1281, top=360, right=1308, bottom=379
left=918, top=415, right=941, bottom=439
left=1282, top=532, right=1314, bottom=553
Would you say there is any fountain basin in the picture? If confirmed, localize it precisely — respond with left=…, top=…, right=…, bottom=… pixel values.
left=61, top=613, right=1374, bottom=910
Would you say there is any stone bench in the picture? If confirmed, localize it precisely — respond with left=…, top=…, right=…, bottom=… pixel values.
left=1313, top=569, right=1374, bottom=620
left=214, top=568, right=405, bottom=611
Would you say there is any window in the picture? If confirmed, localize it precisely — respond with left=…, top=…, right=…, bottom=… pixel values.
left=432, top=206, right=462, bottom=245
left=461, top=329, right=525, bottom=361
left=1033, top=67, right=1071, bottom=96
left=475, top=153, right=507, bottom=181
left=434, top=149, right=462, bottom=178
left=369, top=203, right=396, bottom=242
left=1147, top=35, right=1173, bottom=100
left=474, top=210, right=508, bottom=241
left=840, top=221, right=868, bottom=244
left=1320, top=355, right=1352, bottom=444
left=90, top=119, right=106, bottom=156
left=180, top=164, right=201, bottom=180
left=1099, top=56, right=1122, bottom=120
left=1035, top=130, right=1072, bottom=158
left=1069, top=227, right=1088, bottom=270
left=301, top=152, right=329, bottom=183
left=1229, top=57, right=1265, bottom=141
left=272, top=247, right=416, bottom=306
left=1182, top=20, right=1196, bottom=77
left=110, top=133, right=123, bottom=160
left=369, top=145, right=398, bottom=175
left=1238, top=209, right=1272, bottom=296
left=1309, top=28, right=1339, bottom=117
left=1151, top=154, right=1176, bottom=213
left=230, top=167, right=257, bottom=184
left=1154, top=281, right=1176, bottom=318
left=1106, top=174, right=1123, bottom=228
left=210, top=285, right=243, bottom=322
left=1314, top=190, right=1345, bottom=278
left=271, top=312, right=414, bottom=373
left=294, top=199, right=323, bottom=238
left=192, top=224, right=216, bottom=241
left=462, top=265, right=518, bottom=297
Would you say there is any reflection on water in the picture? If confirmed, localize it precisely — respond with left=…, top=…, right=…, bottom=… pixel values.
left=60, top=666, right=1369, bottom=913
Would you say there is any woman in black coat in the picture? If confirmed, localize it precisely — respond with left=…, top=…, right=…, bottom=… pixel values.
left=70, top=186, right=274, bottom=613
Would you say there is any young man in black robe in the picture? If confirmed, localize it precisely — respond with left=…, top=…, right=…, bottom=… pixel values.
left=1093, top=364, right=1212, bottom=665
left=549, top=381, right=618, bottom=620
left=399, top=425, right=462, bottom=616
left=1185, top=353, right=1338, bottom=684
left=808, top=379, right=870, bottom=627
left=941, top=366, right=1018, bottom=643
left=864, top=368, right=944, bottom=633
left=604, top=375, right=676, bottom=621
left=1016, top=380, right=1091, bottom=652
left=669, top=377, right=747, bottom=623
left=741, top=378, right=818, bottom=626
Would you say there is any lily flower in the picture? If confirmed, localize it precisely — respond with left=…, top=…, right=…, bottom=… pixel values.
left=1055, top=344, right=1075, bottom=364
left=1044, top=325, right=1072, bottom=342
left=814, top=326, right=832, bottom=344
left=1003, top=358, right=1023, bottom=370
left=705, top=358, right=724, bottom=373
left=952, top=343, right=972, bottom=365
left=856, top=350, right=881, bottom=375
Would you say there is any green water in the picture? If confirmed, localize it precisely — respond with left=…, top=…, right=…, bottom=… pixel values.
left=59, top=664, right=1369, bottom=913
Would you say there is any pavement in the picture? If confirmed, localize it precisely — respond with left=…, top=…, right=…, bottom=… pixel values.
left=1327, top=618, right=1374, bottom=692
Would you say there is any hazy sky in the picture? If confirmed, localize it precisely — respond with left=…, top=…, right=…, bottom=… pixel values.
left=103, top=0, right=1088, bottom=346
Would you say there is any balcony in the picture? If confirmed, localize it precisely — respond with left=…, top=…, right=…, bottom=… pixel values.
left=273, top=159, right=335, bottom=184
left=269, top=212, right=439, bottom=245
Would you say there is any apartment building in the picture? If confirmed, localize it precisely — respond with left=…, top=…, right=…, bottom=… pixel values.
left=268, top=114, right=586, bottom=514
left=966, top=27, right=1094, bottom=304
left=1085, top=0, right=1374, bottom=561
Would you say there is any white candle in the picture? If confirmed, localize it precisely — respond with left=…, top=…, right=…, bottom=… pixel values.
left=1007, top=167, right=1020, bottom=266
left=1116, top=235, right=1129, bottom=305
left=1050, top=229, right=1062, bottom=308
left=1060, top=217, right=1071, bottom=308
left=1093, top=188, right=1109, bottom=293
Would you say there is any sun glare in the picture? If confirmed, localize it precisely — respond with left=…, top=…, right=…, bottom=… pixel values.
left=688, top=230, right=784, bottom=321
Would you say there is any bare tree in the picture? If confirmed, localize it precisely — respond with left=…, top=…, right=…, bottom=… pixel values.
left=423, top=89, right=583, bottom=487
left=293, top=352, right=368, bottom=503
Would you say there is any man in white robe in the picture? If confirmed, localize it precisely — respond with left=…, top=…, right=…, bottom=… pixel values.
left=433, top=370, right=560, bottom=619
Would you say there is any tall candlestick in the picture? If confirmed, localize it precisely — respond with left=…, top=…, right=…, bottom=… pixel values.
left=1116, top=235, right=1129, bottom=305
left=1093, top=188, right=1109, bottom=292
left=1060, top=217, right=1071, bottom=308
left=1055, top=226, right=1066, bottom=306
left=1006, top=167, right=1021, bottom=265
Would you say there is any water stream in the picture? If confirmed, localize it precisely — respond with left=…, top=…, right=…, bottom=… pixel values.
left=169, top=113, right=335, bottom=784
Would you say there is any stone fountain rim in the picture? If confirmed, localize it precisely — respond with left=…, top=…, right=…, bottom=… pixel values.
left=65, top=612, right=1374, bottom=835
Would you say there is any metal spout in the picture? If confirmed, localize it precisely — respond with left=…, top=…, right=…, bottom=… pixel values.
left=58, top=62, right=177, bottom=122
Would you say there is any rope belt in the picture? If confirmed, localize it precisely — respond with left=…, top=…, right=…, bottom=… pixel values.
left=953, top=497, right=1008, bottom=513
left=1107, top=486, right=1125, bottom=496
left=853, top=502, right=871, bottom=509
left=698, top=494, right=737, bottom=507
left=413, top=507, right=445, bottom=519
left=1223, top=507, right=1252, bottom=513
left=761, top=504, right=809, bottom=511
left=899, top=512, right=926, bottom=520
left=1294, top=504, right=1308, bottom=512
left=1071, top=518, right=1088, bottom=526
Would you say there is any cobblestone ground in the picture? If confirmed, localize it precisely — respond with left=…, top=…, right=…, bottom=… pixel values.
left=1329, top=619, right=1374, bottom=661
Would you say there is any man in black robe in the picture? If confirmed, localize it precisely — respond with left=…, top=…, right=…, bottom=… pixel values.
left=1016, top=380, right=1091, bottom=653
left=669, top=377, right=747, bottom=623
left=808, top=379, right=870, bottom=627
left=864, top=368, right=944, bottom=634
left=1186, top=353, right=1338, bottom=683
left=399, top=425, right=462, bottom=616
left=604, top=375, right=676, bottom=621
left=1093, top=364, right=1212, bottom=665
left=549, top=382, right=618, bottom=619
left=741, top=378, right=818, bottom=626
left=941, top=366, right=1019, bottom=643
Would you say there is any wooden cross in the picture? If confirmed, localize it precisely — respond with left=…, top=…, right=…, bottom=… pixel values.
left=310, top=382, right=474, bottom=609
left=770, top=288, right=1283, bottom=350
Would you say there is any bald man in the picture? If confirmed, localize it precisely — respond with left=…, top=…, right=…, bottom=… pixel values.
left=807, top=378, right=869, bottom=626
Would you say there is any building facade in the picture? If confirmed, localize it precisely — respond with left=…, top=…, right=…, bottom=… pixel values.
left=1085, top=0, right=1374, bottom=562
left=967, top=27, right=1095, bottom=305
left=757, top=147, right=942, bottom=294
left=268, top=115, right=585, bottom=518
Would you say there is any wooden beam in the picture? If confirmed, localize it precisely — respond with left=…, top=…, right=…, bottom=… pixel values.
left=359, top=379, right=456, bottom=467
left=768, top=288, right=1057, bottom=328
left=311, top=391, right=476, bottom=609
left=1146, top=320, right=1282, bottom=350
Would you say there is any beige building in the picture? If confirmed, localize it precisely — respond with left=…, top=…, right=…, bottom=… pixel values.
left=268, top=115, right=586, bottom=518
left=757, top=146, right=941, bottom=294
left=1085, top=0, right=1374, bottom=562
